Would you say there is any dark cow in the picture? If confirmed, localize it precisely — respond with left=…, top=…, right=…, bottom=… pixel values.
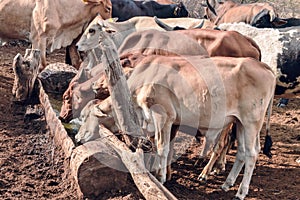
left=111, top=0, right=188, bottom=22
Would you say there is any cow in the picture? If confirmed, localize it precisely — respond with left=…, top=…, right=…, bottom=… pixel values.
left=202, top=0, right=286, bottom=28
left=70, top=23, right=261, bottom=123
left=30, top=0, right=112, bottom=69
left=76, top=54, right=276, bottom=200
left=219, top=23, right=300, bottom=97
left=59, top=57, right=106, bottom=123
left=152, top=19, right=261, bottom=60
left=111, top=0, right=188, bottom=22
left=0, top=0, right=112, bottom=70
left=68, top=18, right=262, bottom=180
left=63, top=14, right=212, bottom=121
left=0, top=0, right=35, bottom=42
left=76, top=15, right=214, bottom=52
left=12, top=49, right=41, bottom=103
left=60, top=29, right=209, bottom=122
left=73, top=20, right=262, bottom=178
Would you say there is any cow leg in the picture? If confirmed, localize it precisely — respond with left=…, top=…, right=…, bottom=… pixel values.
left=198, top=123, right=232, bottom=182
left=212, top=123, right=234, bottom=175
left=31, top=36, right=47, bottom=71
left=167, top=125, right=179, bottom=181
left=212, top=134, right=230, bottom=175
left=234, top=126, right=261, bottom=200
left=66, top=41, right=82, bottom=70
left=221, top=122, right=245, bottom=192
left=151, top=104, right=174, bottom=184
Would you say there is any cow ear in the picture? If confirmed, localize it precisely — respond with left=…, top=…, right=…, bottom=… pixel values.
left=102, top=19, right=118, bottom=33
left=250, top=9, right=269, bottom=26
left=94, top=105, right=108, bottom=118
left=272, top=18, right=287, bottom=27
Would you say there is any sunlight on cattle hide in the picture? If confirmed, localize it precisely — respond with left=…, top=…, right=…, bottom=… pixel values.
left=219, top=23, right=300, bottom=96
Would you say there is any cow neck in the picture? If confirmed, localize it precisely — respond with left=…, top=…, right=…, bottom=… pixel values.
left=107, top=21, right=136, bottom=49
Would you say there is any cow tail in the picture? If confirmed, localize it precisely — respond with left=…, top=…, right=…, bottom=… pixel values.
left=263, top=96, right=274, bottom=158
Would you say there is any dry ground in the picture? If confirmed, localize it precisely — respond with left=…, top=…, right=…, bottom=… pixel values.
left=0, top=41, right=299, bottom=200
left=0, top=1, right=300, bottom=198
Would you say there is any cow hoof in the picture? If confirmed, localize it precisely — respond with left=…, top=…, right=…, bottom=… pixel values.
left=221, top=183, right=233, bottom=192
left=277, top=98, right=289, bottom=107
left=197, top=176, right=207, bottom=184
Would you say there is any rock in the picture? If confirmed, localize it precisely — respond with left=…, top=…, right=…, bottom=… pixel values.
left=38, top=63, right=77, bottom=94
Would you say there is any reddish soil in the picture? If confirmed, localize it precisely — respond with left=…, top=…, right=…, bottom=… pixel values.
left=0, top=44, right=299, bottom=200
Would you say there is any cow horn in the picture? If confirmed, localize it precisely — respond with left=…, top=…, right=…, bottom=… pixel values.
left=206, top=0, right=217, bottom=16
left=193, top=20, right=205, bottom=29
left=24, top=49, right=31, bottom=58
left=154, top=16, right=174, bottom=31
left=269, top=10, right=276, bottom=22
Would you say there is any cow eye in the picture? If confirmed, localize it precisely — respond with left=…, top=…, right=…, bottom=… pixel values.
left=63, top=95, right=69, bottom=100
left=106, top=29, right=114, bottom=33
left=88, top=28, right=95, bottom=35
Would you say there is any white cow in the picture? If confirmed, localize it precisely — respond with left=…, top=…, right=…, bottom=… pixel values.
left=0, top=0, right=112, bottom=69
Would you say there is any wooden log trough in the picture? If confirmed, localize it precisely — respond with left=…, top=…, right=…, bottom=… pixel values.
left=13, top=44, right=177, bottom=199
left=38, top=80, right=128, bottom=198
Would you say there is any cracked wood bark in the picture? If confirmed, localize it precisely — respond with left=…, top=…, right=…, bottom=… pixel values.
left=99, top=125, right=177, bottom=200
left=99, top=35, right=177, bottom=200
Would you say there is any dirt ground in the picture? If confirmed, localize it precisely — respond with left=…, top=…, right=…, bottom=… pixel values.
left=0, top=43, right=300, bottom=200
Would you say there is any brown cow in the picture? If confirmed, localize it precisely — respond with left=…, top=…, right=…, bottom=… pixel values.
left=60, top=29, right=209, bottom=122
left=152, top=19, right=261, bottom=59
left=203, top=0, right=285, bottom=28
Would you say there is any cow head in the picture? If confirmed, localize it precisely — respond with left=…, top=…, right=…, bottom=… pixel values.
left=81, top=0, right=112, bottom=19
left=76, top=15, right=118, bottom=52
left=173, top=2, right=189, bottom=17
left=59, top=81, right=77, bottom=122
left=250, top=9, right=287, bottom=28
left=75, top=98, right=118, bottom=143
left=59, top=77, right=99, bottom=122
left=202, top=0, right=225, bottom=19
left=75, top=99, right=102, bottom=143
left=202, top=0, right=237, bottom=22
left=12, top=49, right=41, bottom=103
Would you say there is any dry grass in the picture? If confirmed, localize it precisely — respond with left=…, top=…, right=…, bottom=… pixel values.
left=174, top=0, right=300, bottom=18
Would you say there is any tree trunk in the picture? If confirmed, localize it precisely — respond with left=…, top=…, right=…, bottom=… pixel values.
left=99, top=35, right=177, bottom=200
left=99, top=125, right=177, bottom=200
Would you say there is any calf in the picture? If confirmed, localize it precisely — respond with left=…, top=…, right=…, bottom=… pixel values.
left=77, top=55, right=276, bottom=200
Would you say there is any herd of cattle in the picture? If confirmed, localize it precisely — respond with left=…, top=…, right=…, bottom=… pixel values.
left=3, top=0, right=300, bottom=199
